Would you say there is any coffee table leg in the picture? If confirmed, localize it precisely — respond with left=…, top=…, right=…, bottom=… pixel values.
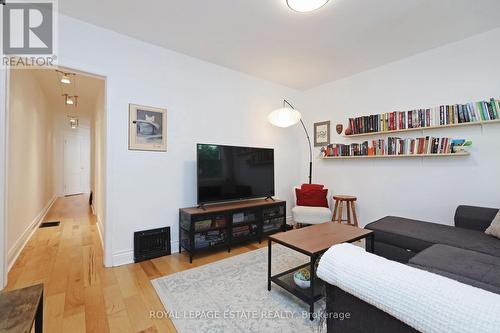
left=309, top=254, right=315, bottom=320
left=268, top=239, right=272, bottom=291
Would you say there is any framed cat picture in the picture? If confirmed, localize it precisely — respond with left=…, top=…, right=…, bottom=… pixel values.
left=314, top=121, right=330, bottom=147
left=129, top=104, right=167, bottom=151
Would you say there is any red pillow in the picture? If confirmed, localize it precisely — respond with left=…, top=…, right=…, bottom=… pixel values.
left=295, top=188, right=329, bottom=208
left=301, top=184, right=324, bottom=190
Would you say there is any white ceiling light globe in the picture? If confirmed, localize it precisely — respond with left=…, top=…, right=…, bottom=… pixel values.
left=287, top=0, right=329, bottom=12
left=268, top=107, right=302, bottom=128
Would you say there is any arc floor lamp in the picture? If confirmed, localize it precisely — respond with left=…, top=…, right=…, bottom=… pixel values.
left=268, top=100, right=312, bottom=184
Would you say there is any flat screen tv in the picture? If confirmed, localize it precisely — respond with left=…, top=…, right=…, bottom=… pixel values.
left=197, top=144, right=275, bottom=204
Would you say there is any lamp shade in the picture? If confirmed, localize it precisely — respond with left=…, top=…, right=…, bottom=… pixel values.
left=268, top=107, right=302, bottom=128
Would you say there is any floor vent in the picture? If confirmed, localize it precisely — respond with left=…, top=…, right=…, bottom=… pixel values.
left=40, top=221, right=60, bottom=228
left=134, top=227, right=171, bottom=263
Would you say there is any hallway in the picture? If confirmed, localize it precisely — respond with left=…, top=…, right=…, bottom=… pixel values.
left=5, top=195, right=265, bottom=332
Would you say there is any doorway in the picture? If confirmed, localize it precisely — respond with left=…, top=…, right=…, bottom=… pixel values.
left=63, top=131, right=90, bottom=196
left=1, top=66, right=107, bottom=288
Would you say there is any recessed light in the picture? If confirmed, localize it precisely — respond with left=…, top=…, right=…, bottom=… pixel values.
left=287, top=0, right=329, bottom=12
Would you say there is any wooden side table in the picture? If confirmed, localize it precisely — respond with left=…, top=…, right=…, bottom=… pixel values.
left=0, top=284, right=44, bottom=333
left=332, top=195, right=358, bottom=227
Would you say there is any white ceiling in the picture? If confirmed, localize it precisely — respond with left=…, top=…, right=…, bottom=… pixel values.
left=59, top=0, right=500, bottom=90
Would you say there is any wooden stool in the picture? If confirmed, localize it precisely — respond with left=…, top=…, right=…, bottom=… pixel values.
left=332, top=195, right=358, bottom=227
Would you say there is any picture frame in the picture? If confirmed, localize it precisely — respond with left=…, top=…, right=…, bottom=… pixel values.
left=314, top=121, right=330, bottom=147
left=129, top=104, right=167, bottom=151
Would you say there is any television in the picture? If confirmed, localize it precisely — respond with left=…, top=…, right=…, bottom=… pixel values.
left=197, top=144, right=275, bottom=204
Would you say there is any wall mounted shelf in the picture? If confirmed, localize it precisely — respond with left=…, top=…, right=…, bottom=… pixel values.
left=342, top=119, right=500, bottom=138
left=320, top=152, right=470, bottom=160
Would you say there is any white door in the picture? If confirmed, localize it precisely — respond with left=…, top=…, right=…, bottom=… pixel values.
left=64, top=132, right=90, bottom=195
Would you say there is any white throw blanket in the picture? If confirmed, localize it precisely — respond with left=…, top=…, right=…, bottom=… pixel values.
left=317, top=243, right=500, bottom=333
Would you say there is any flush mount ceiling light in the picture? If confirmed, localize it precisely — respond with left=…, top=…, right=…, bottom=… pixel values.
left=287, top=0, right=329, bottom=12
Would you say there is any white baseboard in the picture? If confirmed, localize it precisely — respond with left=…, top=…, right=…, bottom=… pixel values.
left=112, top=249, right=134, bottom=267
left=111, top=240, right=180, bottom=267
left=95, top=215, right=104, bottom=248
left=110, top=218, right=293, bottom=267
left=7, top=195, right=57, bottom=270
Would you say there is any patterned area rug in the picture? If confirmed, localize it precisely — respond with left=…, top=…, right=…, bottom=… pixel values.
left=152, top=245, right=326, bottom=333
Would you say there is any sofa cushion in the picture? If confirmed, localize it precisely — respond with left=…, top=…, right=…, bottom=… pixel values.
left=455, top=205, right=499, bottom=232
left=485, top=210, right=500, bottom=239
left=409, top=244, right=500, bottom=294
left=295, top=187, right=328, bottom=208
left=366, top=216, right=500, bottom=257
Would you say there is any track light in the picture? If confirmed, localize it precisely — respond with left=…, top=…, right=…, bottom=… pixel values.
left=63, top=94, right=78, bottom=107
left=69, top=118, right=79, bottom=129
left=56, top=70, right=75, bottom=84
left=61, top=75, right=71, bottom=84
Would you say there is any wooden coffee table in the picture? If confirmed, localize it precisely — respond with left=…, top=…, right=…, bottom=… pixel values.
left=267, top=222, right=374, bottom=320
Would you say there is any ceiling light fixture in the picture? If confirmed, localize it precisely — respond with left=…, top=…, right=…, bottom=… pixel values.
left=287, top=0, right=329, bottom=12
left=69, top=117, right=79, bottom=129
left=56, top=70, right=76, bottom=84
left=61, top=75, right=71, bottom=84
left=63, top=94, right=78, bottom=107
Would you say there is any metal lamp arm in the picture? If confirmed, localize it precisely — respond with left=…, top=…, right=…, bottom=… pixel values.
left=283, top=99, right=313, bottom=184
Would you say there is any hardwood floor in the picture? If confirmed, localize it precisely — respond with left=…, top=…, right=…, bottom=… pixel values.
left=5, top=195, right=267, bottom=333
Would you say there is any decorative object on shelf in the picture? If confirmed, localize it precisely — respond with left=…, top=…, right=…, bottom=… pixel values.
left=451, top=139, right=472, bottom=153
left=293, top=268, right=311, bottom=289
left=344, top=127, right=352, bottom=136
left=129, top=104, right=167, bottom=151
left=345, top=97, right=500, bottom=137
left=314, top=121, right=331, bottom=147
left=268, top=100, right=312, bottom=184
left=335, top=123, right=343, bottom=135
left=322, top=136, right=471, bottom=158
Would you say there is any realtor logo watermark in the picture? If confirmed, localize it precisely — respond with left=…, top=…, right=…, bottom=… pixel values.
left=1, top=0, right=58, bottom=68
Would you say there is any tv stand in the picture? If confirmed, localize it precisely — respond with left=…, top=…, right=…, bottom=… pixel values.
left=265, top=196, right=275, bottom=201
left=179, top=199, right=286, bottom=263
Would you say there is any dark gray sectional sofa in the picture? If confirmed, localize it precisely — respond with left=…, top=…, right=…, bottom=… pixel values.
left=324, top=205, right=500, bottom=332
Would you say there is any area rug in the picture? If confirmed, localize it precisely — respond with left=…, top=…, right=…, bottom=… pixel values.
left=151, top=245, right=326, bottom=333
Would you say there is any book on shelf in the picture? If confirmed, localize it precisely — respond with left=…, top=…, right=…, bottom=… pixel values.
left=323, top=136, right=469, bottom=157
left=347, top=98, right=500, bottom=135
left=194, top=230, right=226, bottom=248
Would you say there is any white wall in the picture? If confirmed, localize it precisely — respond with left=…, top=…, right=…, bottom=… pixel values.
left=92, top=86, right=106, bottom=246
left=55, top=15, right=301, bottom=266
left=6, top=70, right=56, bottom=268
left=297, top=28, right=500, bottom=227
left=0, top=69, right=7, bottom=288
